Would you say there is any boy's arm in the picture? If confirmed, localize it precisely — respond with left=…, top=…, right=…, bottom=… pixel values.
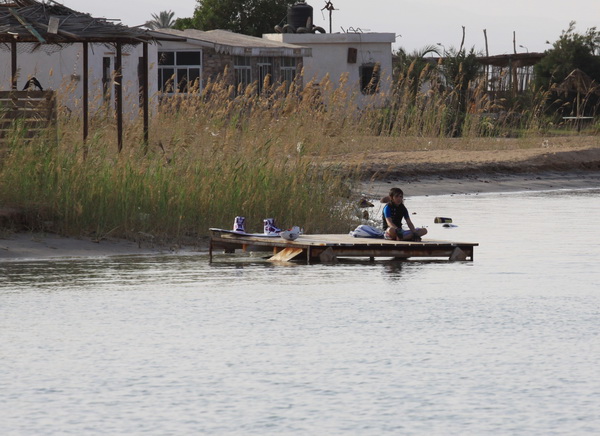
left=405, top=216, right=417, bottom=232
left=385, top=216, right=397, bottom=229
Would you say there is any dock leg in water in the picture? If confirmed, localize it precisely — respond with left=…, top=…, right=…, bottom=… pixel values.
left=449, top=247, right=467, bottom=261
left=319, top=247, right=337, bottom=263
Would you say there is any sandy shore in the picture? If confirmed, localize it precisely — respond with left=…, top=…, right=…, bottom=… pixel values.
left=2, top=141, right=599, bottom=261
left=0, top=232, right=203, bottom=262
left=355, top=140, right=600, bottom=196
left=362, top=170, right=600, bottom=198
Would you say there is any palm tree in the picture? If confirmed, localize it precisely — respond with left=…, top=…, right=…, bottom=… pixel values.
left=145, top=11, right=176, bottom=29
left=393, top=45, right=440, bottom=100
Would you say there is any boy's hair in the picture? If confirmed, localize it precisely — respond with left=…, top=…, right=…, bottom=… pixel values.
left=380, top=187, right=404, bottom=204
left=389, top=187, right=404, bottom=198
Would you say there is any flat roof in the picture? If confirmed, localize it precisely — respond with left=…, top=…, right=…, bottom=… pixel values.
left=153, top=28, right=311, bottom=57
left=264, top=32, right=397, bottom=45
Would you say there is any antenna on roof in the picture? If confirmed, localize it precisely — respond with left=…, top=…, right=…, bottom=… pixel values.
left=321, top=1, right=336, bottom=34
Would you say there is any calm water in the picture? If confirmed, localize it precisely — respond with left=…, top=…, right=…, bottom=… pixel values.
left=1, top=189, right=600, bottom=435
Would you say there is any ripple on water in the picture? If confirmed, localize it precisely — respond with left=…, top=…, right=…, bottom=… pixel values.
left=1, top=190, right=600, bottom=435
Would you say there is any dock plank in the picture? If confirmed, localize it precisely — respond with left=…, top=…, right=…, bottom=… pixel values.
left=209, top=229, right=478, bottom=263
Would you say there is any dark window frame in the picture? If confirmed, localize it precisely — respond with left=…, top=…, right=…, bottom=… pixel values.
left=359, top=63, right=381, bottom=95
left=158, top=50, right=203, bottom=93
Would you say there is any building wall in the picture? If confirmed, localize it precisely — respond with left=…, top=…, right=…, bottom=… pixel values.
left=0, top=42, right=156, bottom=118
left=154, top=39, right=303, bottom=93
left=0, top=38, right=305, bottom=117
left=263, top=32, right=395, bottom=107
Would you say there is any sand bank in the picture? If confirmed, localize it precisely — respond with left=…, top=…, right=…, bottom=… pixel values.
left=356, top=142, right=600, bottom=197
left=0, top=233, right=196, bottom=262
left=363, top=170, right=600, bottom=198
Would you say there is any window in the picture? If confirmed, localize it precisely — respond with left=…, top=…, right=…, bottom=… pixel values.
left=158, top=50, right=202, bottom=93
left=257, top=56, right=273, bottom=93
left=360, top=63, right=380, bottom=95
left=280, top=57, right=297, bottom=91
left=234, top=56, right=252, bottom=92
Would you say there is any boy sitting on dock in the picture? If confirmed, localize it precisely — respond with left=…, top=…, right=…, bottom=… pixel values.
left=382, top=188, right=428, bottom=241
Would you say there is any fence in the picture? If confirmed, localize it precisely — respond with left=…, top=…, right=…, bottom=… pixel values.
left=0, top=90, right=57, bottom=144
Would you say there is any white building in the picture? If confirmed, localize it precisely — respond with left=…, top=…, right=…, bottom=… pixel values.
left=264, top=32, right=396, bottom=107
left=150, top=29, right=310, bottom=96
left=0, top=30, right=311, bottom=118
left=0, top=42, right=152, bottom=117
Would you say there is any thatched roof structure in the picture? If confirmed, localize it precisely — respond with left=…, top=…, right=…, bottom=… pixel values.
left=0, top=0, right=153, bottom=49
left=1, top=0, right=154, bottom=151
left=476, top=52, right=545, bottom=68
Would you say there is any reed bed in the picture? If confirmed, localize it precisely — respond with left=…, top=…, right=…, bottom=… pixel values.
left=0, top=78, right=363, bottom=242
left=0, top=69, right=597, bottom=243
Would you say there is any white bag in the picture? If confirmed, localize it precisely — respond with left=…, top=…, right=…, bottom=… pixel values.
left=349, top=225, right=384, bottom=238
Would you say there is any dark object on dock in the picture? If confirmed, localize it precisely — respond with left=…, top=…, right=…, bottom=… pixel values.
left=209, top=229, right=478, bottom=263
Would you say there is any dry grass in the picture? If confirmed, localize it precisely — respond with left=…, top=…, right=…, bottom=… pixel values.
left=0, top=72, right=597, bottom=241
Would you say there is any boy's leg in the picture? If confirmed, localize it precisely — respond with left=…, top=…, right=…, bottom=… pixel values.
left=385, top=227, right=400, bottom=240
left=401, top=228, right=427, bottom=241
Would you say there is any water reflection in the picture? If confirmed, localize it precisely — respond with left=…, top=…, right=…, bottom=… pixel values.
left=382, top=260, right=405, bottom=280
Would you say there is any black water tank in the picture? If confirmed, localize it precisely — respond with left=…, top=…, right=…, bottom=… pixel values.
left=288, top=2, right=313, bottom=30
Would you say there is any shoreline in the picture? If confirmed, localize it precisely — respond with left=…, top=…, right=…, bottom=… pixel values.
left=0, top=232, right=205, bottom=262
left=362, top=170, right=600, bottom=198
left=0, top=165, right=600, bottom=260
left=2, top=169, right=599, bottom=262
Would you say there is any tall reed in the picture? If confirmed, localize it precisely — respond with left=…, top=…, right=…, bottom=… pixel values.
left=0, top=78, right=361, bottom=241
left=1, top=68, right=594, bottom=242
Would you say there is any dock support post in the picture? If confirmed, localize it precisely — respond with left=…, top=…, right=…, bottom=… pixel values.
left=449, top=247, right=467, bottom=261
left=319, top=247, right=337, bottom=263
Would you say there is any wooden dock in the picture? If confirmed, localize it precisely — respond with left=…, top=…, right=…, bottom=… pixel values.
left=209, top=229, right=478, bottom=263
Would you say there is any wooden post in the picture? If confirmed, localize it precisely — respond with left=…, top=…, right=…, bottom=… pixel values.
left=11, top=41, right=17, bottom=90
left=83, top=42, right=89, bottom=155
left=483, top=29, right=489, bottom=93
left=115, top=42, right=123, bottom=153
left=459, top=26, right=466, bottom=53
left=142, top=42, right=149, bottom=152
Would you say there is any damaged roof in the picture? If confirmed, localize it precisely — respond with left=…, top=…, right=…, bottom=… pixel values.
left=153, top=28, right=312, bottom=57
left=0, top=0, right=153, bottom=45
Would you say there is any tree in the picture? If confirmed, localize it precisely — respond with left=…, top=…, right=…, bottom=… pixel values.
left=437, top=47, right=482, bottom=136
left=534, top=22, right=600, bottom=89
left=145, top=10, right=176, bottom=29
left=394, top=46, right=440, bottom=86
left=174, top=0, right=294, bottom=37
left=438, top=47, right=481, bottom=93
left=391, top=46, right=440, bottom=112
